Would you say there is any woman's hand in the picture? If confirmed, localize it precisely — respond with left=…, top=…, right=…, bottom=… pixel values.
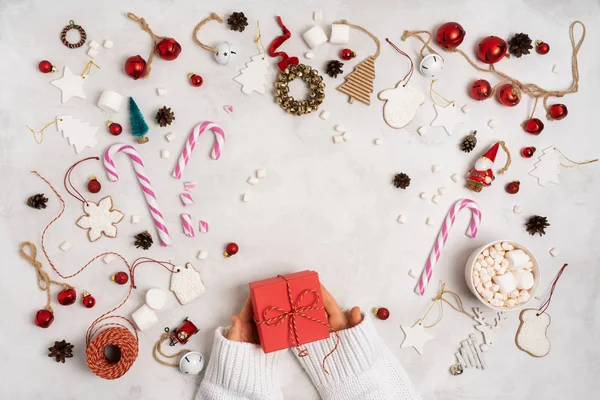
left=227, top=295, right=259, bottom=343
left=321, top=285, right=363, bottom=330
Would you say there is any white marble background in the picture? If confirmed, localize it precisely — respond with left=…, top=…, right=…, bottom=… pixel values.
left=1, top=0, right=599, bottom=399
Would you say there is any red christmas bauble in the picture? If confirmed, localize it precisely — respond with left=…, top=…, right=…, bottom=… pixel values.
left=436, top=22, right=466, bottom=49
left=156, top=38, right=182, bottom=61
left=523, top=118, right=544, bottom=135
left=374, top=307, right=390, bottom=320
left=38, top=60, right=56, bottom=73
left=497, top=84, right=521, bottom=107
left=87, top=177, right=101, bottom=194
left=124, top=55, right=147, bottom=80
left=548, top=104, right=568, bottom=120
left=521, top=146, right=536, bottom=158
left=340, top=48, right=356, bottom=61
left=470, top=79, right=492, bottom=100
left=224, top=242, right=239, bottom=257
left=505, top=181, right=520, bottom=194
left=477, top=36, right=508, bottom=64
left=536, top=41, right=550, bottom=55
left=57, top=288, right=77, bottom=306
left=112, top=271, right=129, bottom=285
left=82, top=291, right=96, bottom=308
left=108, top=121, right=123, bottom=136
left=35, top=309, right=54, bottom=328
left=189, top=73, right=204, bottom=87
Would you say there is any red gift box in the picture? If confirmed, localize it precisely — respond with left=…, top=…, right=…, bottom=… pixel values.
left=249, top=270, right=330, bottom=353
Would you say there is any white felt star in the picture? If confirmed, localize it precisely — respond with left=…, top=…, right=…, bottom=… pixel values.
left=400, top=323, right=435, bottom=355
left=50, top=66, right=87, bottom=103
left=430, top=103, right=466, bottom=135
left=76, top=196, right=124, bottom=242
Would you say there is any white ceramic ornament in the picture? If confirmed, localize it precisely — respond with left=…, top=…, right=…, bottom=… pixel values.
left=472, top=307, right=506, bottom=347
left=170, top=262, right=206, bottom=305
left=179, top=351, right=204, bottom=374
left=419, top=54, right=444, bottom=77
left=430, top=103, right=466, bottom=135
left=56, top=115, right=99, bottom=153
left=400, top=323, right=434, bottom=355
left=529, top=146, right=561, bottom=186
left=50, top=66, right=87, bottom=103
left=233, top=54, right=269, bottom=95
left=215, top=42, right=237, bottom=65
left=454, top=334, right=487, bottom=371
left=516, top=309, right=551, bottom=357
left=378, top=81, right=425, bottom=129
left=76, top=196, right=124, bottom=242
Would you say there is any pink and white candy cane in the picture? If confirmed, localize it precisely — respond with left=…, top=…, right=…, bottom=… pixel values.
left=181, top=214, right=195, bottom=237
left=415, top=199, right=482, bottom=296
left=172, top=121, right=225, bottom=179
left=104, top=143, right=172, bottom=247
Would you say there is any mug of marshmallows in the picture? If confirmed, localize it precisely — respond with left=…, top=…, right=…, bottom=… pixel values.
left=465, top=240, right=541, bottom=311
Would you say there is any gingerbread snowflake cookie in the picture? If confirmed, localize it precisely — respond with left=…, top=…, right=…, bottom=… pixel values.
left=76, top=196, right=124, bottom=241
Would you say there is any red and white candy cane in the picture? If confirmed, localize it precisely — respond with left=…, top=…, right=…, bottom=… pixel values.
left=172, top=121, right=225, bottom=180
left=104, top=143, right=172, bottom=247
left=415, top=199, right=482, bottom=296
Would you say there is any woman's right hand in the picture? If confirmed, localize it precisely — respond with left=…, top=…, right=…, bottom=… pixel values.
left=321, top=285, right=363, bottom=331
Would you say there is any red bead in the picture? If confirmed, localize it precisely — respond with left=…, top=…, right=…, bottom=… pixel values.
left=35, top=309, right=54, bottom=328
left=523, top=118, right=544, bottom=135
left=57, top=288, right=77, bottom=306
left=38, top=60, right=55, bottom=73
left=224, top=242, right=239, bottom=257
left=82, top=292, right=96, bottom=308
left=87, top=177, right=101, bottom=194
left=470, top=79, right=492, bottom=101
left=536, top=41, right=550, bottom=55
left=189, top=73, right=204, bottom=87
left=112, top=272, right=129, bottom=285
left=124, top=55, right=147, bottom=80
left=477, top=36, right=508, bottom=64
left=548, top=104, right=568, bottom=120
left=108, top=121, right=123, bottom=136
left=340, top=48, right=356, bottom=61
left=435, top=22, right=466, bottom=49
left=505, top=181, right=520, bottom=194
left=521, top=147, right=536, bottom=158
left=156, top=38, right=182, bottom=61
left=497, top=84, right=521, bottom=107
left=374, top=307, right=390, bottom=320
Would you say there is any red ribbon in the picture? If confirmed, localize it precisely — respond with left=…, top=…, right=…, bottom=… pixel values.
left=268, top=16, right=299, bottom=71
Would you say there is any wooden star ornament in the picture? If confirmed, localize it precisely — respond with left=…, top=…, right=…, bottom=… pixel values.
left=76, top=196, right=124, bottom=241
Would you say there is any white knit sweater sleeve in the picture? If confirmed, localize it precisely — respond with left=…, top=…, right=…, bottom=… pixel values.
left=294, top=315, right=421, bottom=400
left=195, top=328, right=284, bottom=400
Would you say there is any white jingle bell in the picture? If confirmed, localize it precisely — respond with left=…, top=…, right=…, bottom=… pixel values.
left=214, top=42, right=237, bottom=65
left=419, top=54, right=444, bottom=77
left=179, top=351, right=204, bottom=375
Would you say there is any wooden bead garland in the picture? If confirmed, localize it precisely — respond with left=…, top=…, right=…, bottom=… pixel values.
left=60, top=20, right=87, bottom=49
left=274, top=63, right=325, bottom=116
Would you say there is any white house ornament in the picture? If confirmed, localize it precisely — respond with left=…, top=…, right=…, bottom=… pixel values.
left=50, top=66, right=87, bottom=103
left=170, top=262, right=206, bottom=305
left=56, top=115, right=99, bottom=154
left=515, top=309, right=551, bottom=357
left=419, top=54, right=444, bottom=78
left=430, top=103, right=466, bottom=135
left=378, top=81, right=425, bottom=129
left=399, top=322, right=434, bottom=355
left=76, top=196, right=124, bottom=242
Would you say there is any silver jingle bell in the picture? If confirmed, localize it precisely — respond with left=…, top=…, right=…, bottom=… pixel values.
left=449, top=363, right=464, bottom=376
left=419, top=54, right=444, bottom=78
left=214, top=42, right=237, bottom=66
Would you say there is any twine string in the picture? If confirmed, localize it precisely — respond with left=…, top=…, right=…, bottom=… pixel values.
left=255, top=21, right=266, bottom=59
left=130, top=257, right=178, bottom=289
left=497, top=141, right=512, bottom=175
left=193, top=13, right=223, bottom=54
left=63, top=157, right=99, bottom=205
left=385, top=38, right=414, bottom=85
left=26, top=118, right=60, bottom=144
left=153, top=332, right=190, bottom=367
left=333, top=20, right=381, bottom=59
left=126, top=12, right=167, bottom=78
left=538, top=264, right=568, bottom=316
left=554, top=148, right=599, bottom=168
left=80, top=60, right=100, bottom=78
left=429, top=80, right=455, bottom=108
left=417, top=281, right=475, bottom=328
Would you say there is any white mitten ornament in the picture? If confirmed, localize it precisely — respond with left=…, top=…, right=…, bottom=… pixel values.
left=516, top=309, right=551, bottom=357
left=378, top=82, right=425, bottom=129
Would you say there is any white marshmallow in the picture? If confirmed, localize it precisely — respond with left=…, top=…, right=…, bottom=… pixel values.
left=242, top=193, right=250, bottom=202
left=485, top=257, right=494, bottom=266
left=437, top=187, right=447, bottom=195
left=329, top=24, right=350, bottom=45
left=451, top=173, right=460, bottom=183
left=89, top=40, right=100, bottom=49
left=506, top=250, right=530, bottom=270
left=482, top=290, right=493, bottom=300
left=332, top=135, right=344, bottom=144
left=501, top=242, right=514, bottom=251
left=341, top=132, right=349, bottom=142
left=132, top=304, right=158, bottom=331
left=494, top=243, right=503, bottom=252
left=131, top=215, right=140, bottom=224
left=103, top=254, right=114, bottom=264
left=165, top=132, right=176, bottom=142
left=509, top=290, right=520, bottom=299
left=513, top=204, right=522, bottom=214
left=161, top=149, right=170, bottom=159
left=483, top=249, right=490, bottom=257
left=334, top=125, right=346, bottom=133
left=473, top=277, right=481, bottom=286
left=247, top=176, right=258, bottom=185
left=513, top=270, right=535, bottom=290
left=461, top=105, right=471, bottom=114
left=488, top=119, right=498, bottom=129
left=520, top=290, right=529, bottom=296
left=549, top=247, right=559, bottom=257
left=103, top=39, right=114, bottom=49
left=60, top=241, right=72, bottom=252
left=489, top=249, right=500, bottom=260
left=197, top=250, right=208, bottom=260
left=497, top=267, right=507, bottom=275
left=552, top=64, right=560, bottom=74
left=145, top=288, right=166, bottom=310
left=492, top=284, right=500, bottom=292
left=425, top=217, right=434, bottom=226
left=304, top=52, right=315, bottom=59
left=87, top=48, right=98, bottom=58
left=486, top=267, right=496, bottom=277
left=397, top=214, right=406, bottom=224
left=501, top=259, right=509, bottom=268
left=489, top=299, right=504, bottom=307
left=432, top=195, right=442, bottom=204
left=484, top=281, right=492, bottom=289
left=518, top=292, right=531, bottom=304
left=256, top=169, right=267, bottom=179
left=313, top=10, right=322, bottom=21
left=303, top=26, right=328, bottom=49
left=476, top=285, right=484, bottom=294
left=319, top=110, right=330, bottom=120
left=157, top=88, right=168, bottom=96
left=97, top=90, right=124, bottom=113
left=493, top=273, right=517, bottom=294
left=474, top=262, right=482, bottom=271
left=481, top=274, right=491, bottom=283
left=420, top=192, right=429, bottom=199
left=480, top=258, right=488, bottom=267
left=374, top=138, right=384, bottom=145
left=527, top=261, right=533, bottom=268
left=506, top=299, right=517, bottom=307
left=417, top=126, right=427, bottom=136
left=431, top=164, right=441, bottom=173
left=408, top=269, right=418, bottom=278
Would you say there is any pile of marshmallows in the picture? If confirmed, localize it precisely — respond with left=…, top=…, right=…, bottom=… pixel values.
left=472, top=242, right=535, bottom=309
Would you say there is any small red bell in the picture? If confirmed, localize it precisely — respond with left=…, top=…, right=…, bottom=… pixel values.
left=224, top=242, right=239, bottom=257
left=112, top=271, right=129, bottom=285
left=156, top=38, right=182, bottom=61
left=124, top=55, right=147, bottom=80
left=435, top=22, right=466, bottom=49
left=536, top=40, right=550, bottom=55
left=189, top=73, right=204, bottom=87
left=505, top=181, right=520, bottom=194
left=82, top=291, right=96, bottom=308
left=477, top=36, right=508, bottom=64
left=521, top=147, right=536, bottom=158
left=374, top=307, right=390, bottom=320
left=497, top=84, right=521, bottom=107
left=470, top=79, right=492, bottom=101
left=34, top=309, right=54, bottom=328
left=107, top=121, right=123, bottom=136
left=38, top=60, right=56, bottom=73
left=57, top=288, right=77, bottom=306
left=87, top=176, right=101, bottom=194
left=523, top=118, right=544, bottom=135
left=340, top=48, right=356, bottom=61
left=548, top=104, right=568, bottom=120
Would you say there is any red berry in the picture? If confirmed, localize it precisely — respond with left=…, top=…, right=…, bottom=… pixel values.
left=505, top=181, right=520, bottom=194
left=112, top=271, right=129, bottom=285
left=35, top=309, right=54, bottom=328
left=374, top=307, right=390, bottom=320
left=548, top=104, right=568, bottom=120
left=87, top=177, right=101, bottom=194
left=536, top=41, right=550, bottom=55
left=108, top=121, right=123, bottom=136
left=57, top=288, right=77, bottom=306
left=521, top=147, right=536, bottom=158
left=38, top=60, right=55, bottom=73
left=224, top=242, right=239, bottom=257
left=523, top=118, right=544, bottom=135
left=82, top=291, right=96, bottom=308
left=340, top=48, right=356, bottom=61
left=189, top=73, right=203, bottom=87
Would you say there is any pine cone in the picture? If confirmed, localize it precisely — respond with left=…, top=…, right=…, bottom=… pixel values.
left=27, top=193, right=48, bottom=209
left=227, top=12, right=248, bottom=32
left=526, top=215, right=550, bottom=236
left=460, top=131, right=477, bottom=153
left=156, top=106, right=175, bottom=127
left=325, top=60, right=344, bottom=78
left=393, top=173, right=411, bottom=189
left=507, top=33, right=533, bottom=58
left=48, top=340, right=74, bottom=363
left=134, top=231, right=153, bottom=250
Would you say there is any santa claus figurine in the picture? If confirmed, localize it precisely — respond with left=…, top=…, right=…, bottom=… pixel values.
left=466, top=142, right=507, bottom=192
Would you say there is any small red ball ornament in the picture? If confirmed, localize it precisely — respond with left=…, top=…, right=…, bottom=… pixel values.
left=523, top=118, right=544, bottom=135
left=35, top=309, right=54, bottom=328
left=436, top=22, right=466, bottom=49
left=374, top=307, right=390, bottom=320
left=112, top=272, right=129, bottom=285
left=189, top=73, right=204, bottom=87
left=548, top=104, right=568, bottom=120
left=521, top=146, right=536, bottom=158
left=505, top=181, right=520, bottom=194
left=38, top=60, right=56, bottom=73
left=470, top=79, right=492, bottom=101
left=224, top=242, right=239, bottom=258
left=156, top=38, right=182, bottom=61
left=87, top=176, right=101, bottom=194
left=477, top=36, right=508, bottom=64
left=340, top=48, right=356, bottom=61
left=82, top=291, right=96, bottom=308
left=124, top=55, right=147, bottom=80
left=498, top=84, right=521, bottom=107
left=107, top=121, right=123, bottom=136
left=57, top=288, right=77, bottom=306
left=536, top=40, right=550, bottom=55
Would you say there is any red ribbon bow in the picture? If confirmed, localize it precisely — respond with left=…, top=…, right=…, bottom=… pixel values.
left=268, top=16, right=299, bottom=71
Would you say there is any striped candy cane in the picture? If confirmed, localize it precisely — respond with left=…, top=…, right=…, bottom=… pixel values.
left=415, top=199, right=482, bottom=296
left=104, top=143, right=172, bottom=247
left=180, top=192, right=194, bottom=206
left=172, top=121, right=226, bottom=179
left=181, top=214, right=195, bottom=237
left=199, top=220, right=209, bottom=233
left=184, top=181, right=197, bottom=191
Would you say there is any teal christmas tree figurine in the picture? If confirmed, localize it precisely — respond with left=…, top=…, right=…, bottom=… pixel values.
left=129, top=97, right=149, bottom=143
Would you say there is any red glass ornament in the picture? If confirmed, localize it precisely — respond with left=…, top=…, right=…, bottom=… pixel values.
left=497, top=84, right=521, bottom=107
left=189, top=73, right=204, bottom=87
left=112, top=271, right=129, bottom=285
left=87, top=176, right=101, bottom=194
left=374, top=307, right=390, bottom=320
left=435, top=22, right=466, bottom=49
left=523, top=118, right=544, bottom=135
left=470, top=79, right=492, bottom=101
left=124, top=55, right=147, bottom=80
left=38, top=60, right=56, bottom=73
left=107, top=121, right=123, bottom=136
left=82, top=291, right=96, bottom=308
left=505, top=181, right=520, bottom=194
left=35, top=309, right=54, bottom=328
left=536, top=41, right=550, bottom=55
left=477, top=36, right=508, bottom=64
left=224, top=242, right=239, bottom=257
left=57, top=288, right=77, bottom=306
left=549, top=104, right=568, bottom=120
left=156, top=38, right=182, bottom=61
left=340, top=48, right=356, bottom=61
left=521, top=146, right=536, bottom=158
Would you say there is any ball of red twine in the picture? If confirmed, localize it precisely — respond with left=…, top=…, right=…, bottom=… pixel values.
left=86, top=327, right=138, bottom=380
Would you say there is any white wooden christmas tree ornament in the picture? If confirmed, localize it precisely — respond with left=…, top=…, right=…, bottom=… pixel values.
left=529, top=146, right=561, bottom=186
left=56, top=115, right=99, bottom=153
left=234, top=54, right=269, bottom=95
left=170, top=262, right=206, bottom=305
